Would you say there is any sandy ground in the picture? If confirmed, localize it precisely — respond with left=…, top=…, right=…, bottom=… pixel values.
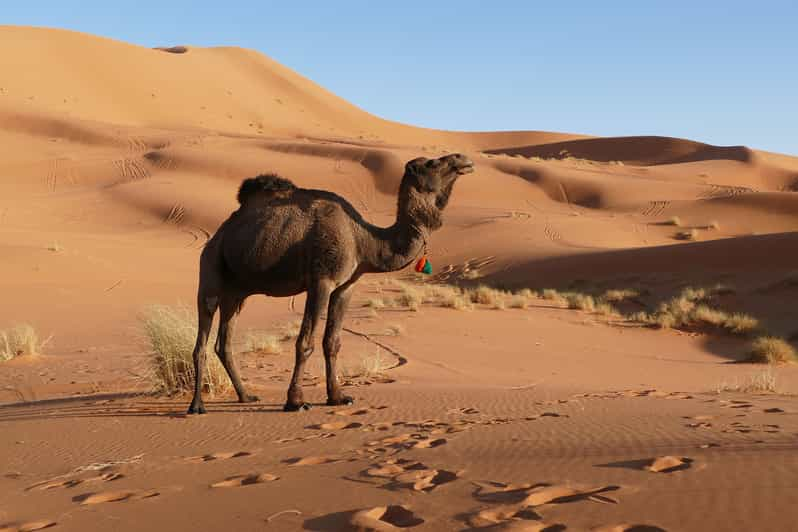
left=1, top=27, right=798, bottom=532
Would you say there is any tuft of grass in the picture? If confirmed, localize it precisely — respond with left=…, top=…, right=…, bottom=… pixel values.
left=541, top=288, right=566, bottom=305
left=279, top=320, right=302, bottom=341
left=1, top=324, right=50, bottom=361
left=747, top=337, right=797, bottom=364
left=517, top=288, right=536, bottom=299
left=601, top=289, right=639, bottom=302
left=595, top=302, right=618, bottom=316
left=395, top=285, right=422, bottom=311
left=508, top=295, right=528, bottom=309
left=717, top=368, right=777, bottom=393
left=674, top=229, right=698, bottom=241
left=342, top=348, right=392, bottom=380
left=364, top=298, right=386, bottom=310
left=468, top=285, right=506, bottom=306
left=243, top=331, right=281, bottom=355
left=564, top=293, right=596, bottom=312
left=665, top=216, right=682, bottom=227
left=47, top=242, right=63, bottom=252
left=708, top=220, right=720, bottom=230
left=139, top=305, right=230, bottom=396
left=723, top=313, right=759, bottom=334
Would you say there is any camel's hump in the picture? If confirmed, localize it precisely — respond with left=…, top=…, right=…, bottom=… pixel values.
left=237, top=173, right=296, bottom=204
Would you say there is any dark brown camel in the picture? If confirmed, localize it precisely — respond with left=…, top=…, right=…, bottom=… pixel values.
left=187, top=153, right=474, bottom=414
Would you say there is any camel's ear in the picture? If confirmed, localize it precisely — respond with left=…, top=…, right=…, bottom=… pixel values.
left=406, top=157, right=443, bottom=193
left=405, top=157, right=428, bottom=178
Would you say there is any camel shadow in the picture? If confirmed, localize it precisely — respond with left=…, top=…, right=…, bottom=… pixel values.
left=0, top=393, right=287, bottom=422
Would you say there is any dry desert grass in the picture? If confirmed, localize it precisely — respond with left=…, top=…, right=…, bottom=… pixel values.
left=0, top=324, right=50, bottom=361
left=243, top=331, right=281, bottom=355
left=747, top=336, right=797, bottom=364
left=139, top=304, right=231, bottom=396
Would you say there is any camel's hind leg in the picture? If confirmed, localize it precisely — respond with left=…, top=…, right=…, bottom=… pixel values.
left=215, top=295, right=258, bottom=404
left=187, top=293, right=217, bottom=415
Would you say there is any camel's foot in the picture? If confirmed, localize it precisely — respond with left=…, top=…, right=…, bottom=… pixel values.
left=238, top=394, right=260, bottom=404
left=283, top=401, right=312, bottom=412
left=187, top=402, right=207, bottom=415
left=326, top=395, right=354, bottom=406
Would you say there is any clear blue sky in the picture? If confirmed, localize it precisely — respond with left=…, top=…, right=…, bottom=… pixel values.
left=5, top=1, right=797, bottom=155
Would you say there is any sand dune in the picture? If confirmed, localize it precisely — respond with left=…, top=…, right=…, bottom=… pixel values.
left=1, top=26, right=798, bottom=532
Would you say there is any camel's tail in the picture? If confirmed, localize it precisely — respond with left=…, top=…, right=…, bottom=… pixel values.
left=237, top=173, right=296, bottom=204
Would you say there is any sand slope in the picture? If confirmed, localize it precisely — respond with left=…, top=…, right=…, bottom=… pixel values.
left=2, top=26, right=798, bottom=532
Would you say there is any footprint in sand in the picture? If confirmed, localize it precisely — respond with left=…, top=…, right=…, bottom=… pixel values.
left=362, top=458, right=462, bottom=492
left=331, top=406, right=388, bottom=416
left=274, top=433, right=336, bottom=444
left=764, top=407, right=785, bottom=414
left=473, top=481, right=621, bottom=506
left=593, top=526, right=666, bottom=532
left=307, top=421, right=363, bottom=431
left=284, top=455, right=346, bottom=466
left=0, top=520, right=57, bottom=532
left=348, top=505, right=424, bottom=530
left=646, top=456, right=693, bottom=473
left=27, top=471, right=124, bottom=491
left=466, top=505, right=559, bottom=530
left=73, top=489, right=160, bottom=505
left=210, top=473, right=279, bottom=488
left=185, top=451, right=253, bottom=463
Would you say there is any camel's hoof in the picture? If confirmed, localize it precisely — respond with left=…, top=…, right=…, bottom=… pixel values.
left=187, top=403, right=207, bottom=415
left=238, top=394, right=260, bottom=404
left=283, top=402, right=312, bottom=412
left=326, top=396, right=354, bottom=406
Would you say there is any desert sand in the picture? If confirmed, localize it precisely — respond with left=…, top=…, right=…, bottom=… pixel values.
left=1, top=27, right=798, bottom=532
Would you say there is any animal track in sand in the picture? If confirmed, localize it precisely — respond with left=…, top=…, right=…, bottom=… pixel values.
left=307, top=421, right=363, bottom=431
left=0, top=520, right=57, bottom=532
left=210, top=473, right=279, bottom=488
left=361, top=458, right=462, bottom=492
left=348, top=504, right=424, bottom=530
left=73, top=488, right=160, bottom=505
left=284, top=455, right=346, bottom=466
left=274, top=433, right=336, bottom=444
left=646, top=456, right=694, bottom=473
left=466, top=504, right=558, bottom=530
left=26, top=471, right=124, bottom=491
left=593, top=525, right=666, bottom=532
left=185, top=451, right=253, bottom=463
left=365, top=433, right=448, bottom=450
left=473, top=481, right=621, bottom=506
left=330, top=405, right=388, bottom=416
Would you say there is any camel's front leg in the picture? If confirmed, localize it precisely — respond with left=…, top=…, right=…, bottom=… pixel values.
left=323, top=282, right=356, bottom=406
left=284, top=281, right=332, bottom=411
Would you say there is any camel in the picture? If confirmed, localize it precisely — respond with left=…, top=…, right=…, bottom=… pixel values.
left=187, top=153, right=474, bottom=414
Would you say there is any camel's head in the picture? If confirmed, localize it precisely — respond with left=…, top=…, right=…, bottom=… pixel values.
left=398, top=153, right=474, bottom=230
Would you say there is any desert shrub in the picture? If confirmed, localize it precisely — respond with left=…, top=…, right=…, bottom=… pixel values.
left=364, top=298, right=387, bottom=309
left=747, top=337, right=797, bottom=364
left=564, top=293, right=596, bottom=312
left=722, top=313, right=759, bottom=334
left=601, top=289, right=639, bottom=302
left=0, top=324, right=49, bottom=361
left=717, top=368, right=777, bottom=393
left=395, top=285, right=422, bottom=311
left=508, top=295, right=528, bottom=309
left=665, top=216, right=681, bottom=226
left=244, top=331, right=281, bottom=354
left=139, top=305, right=230, bottom=395
left=468, top=285, right=506, bottom=305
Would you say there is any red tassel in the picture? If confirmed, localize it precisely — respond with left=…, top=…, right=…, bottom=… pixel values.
left=415, top=255, right=427, bottom=273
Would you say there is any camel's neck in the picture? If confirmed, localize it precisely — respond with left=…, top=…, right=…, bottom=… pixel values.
left=359, top=216, right=428, bottom=274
